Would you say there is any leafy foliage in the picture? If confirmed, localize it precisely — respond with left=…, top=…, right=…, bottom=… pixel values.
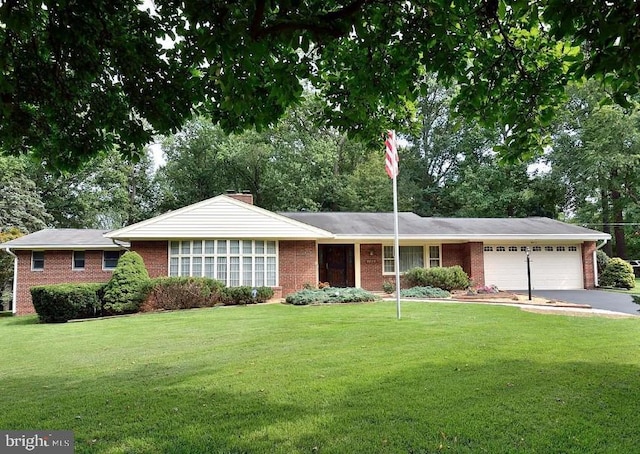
left=2, top=1, right=639, bottom=167
left=102, top=252, right=150, bottom=314
left=404, top=266, right=470, bottom=291
left=286, top=287, right=378, bottom=306
left=599, top=258, right=635, bottom=289
left=140, top=277, right=225, bottom=312
left=30, top=283, right=105, bottom=323
left=0, top=227, right=22, bottom=310
left=596, top=250, right=611, bottom=280
left=400, top=287, right=451, bottom=299
left=221, top=286, right=275, bottom=306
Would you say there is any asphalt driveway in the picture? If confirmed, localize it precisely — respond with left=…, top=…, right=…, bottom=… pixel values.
left=514, top=289, right=640, bottom=316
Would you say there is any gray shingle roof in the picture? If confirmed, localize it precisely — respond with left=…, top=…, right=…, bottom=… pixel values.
left=1, top=229, right=126, bottom=249
left=279, top=213, right=609, bottom=239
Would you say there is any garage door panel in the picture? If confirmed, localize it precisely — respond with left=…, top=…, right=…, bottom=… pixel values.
left=483, top=245, right=583, bottom=290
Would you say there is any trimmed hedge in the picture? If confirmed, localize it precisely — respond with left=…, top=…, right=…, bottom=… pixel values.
left=140, top=277, right=275, bottom=311
left=400, top=286, right=450, bottom=298
left=103, top=251, right=150, bottom=314
left=599, top=257, right=635, bottom=289
left=404, top=266, right=470, bottom=291
left=222, top=286, right=274, bottom=305
left=31, top=283, right=105, bottom=323
left=286, top=287, right=378, bottom=305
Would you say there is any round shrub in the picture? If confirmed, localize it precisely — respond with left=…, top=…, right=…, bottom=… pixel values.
left=404, top=266, right=470, bottom=291
left=599, top=257, right=635, bottom=289
left=102, top=251, right=150, bottom=314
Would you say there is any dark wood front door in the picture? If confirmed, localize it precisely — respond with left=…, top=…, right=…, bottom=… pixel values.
left=319, top=244, right=355, bottom=288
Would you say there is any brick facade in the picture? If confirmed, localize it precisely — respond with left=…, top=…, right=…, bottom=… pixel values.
left=582, top=241, right=596, bottom=289
left=130, top=241, right=168, bottom=278
left=360, top=244, right=384, bottom=291
left=278, top=240, right=317, bottom=295
left=13, top=249, right=117, bottom=315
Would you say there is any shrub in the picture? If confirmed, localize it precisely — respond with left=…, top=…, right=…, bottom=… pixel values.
left=382, top=281, right=395, bottom=294
left=222, top=286, right=274, bottom=305
left=599, top=257, right=635, bottom=289
left=102, top=251, right=150, bottom=314
left=140, top=277, right=225, bottom=312
left=286, top=287, right=378, bottom=305
left=596, top=250, right=610, bottom=279
left=400, top=286, right=450, bottom=298
left=404, top=266, right=470, bottom=291
left=30, top=283, right=105, bottom=323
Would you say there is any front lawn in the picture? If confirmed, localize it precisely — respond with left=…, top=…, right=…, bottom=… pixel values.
left=2, top=302, right=640, bottom=453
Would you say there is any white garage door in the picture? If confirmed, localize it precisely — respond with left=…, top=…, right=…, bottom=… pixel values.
left=483, top=245, right=584, bottom=290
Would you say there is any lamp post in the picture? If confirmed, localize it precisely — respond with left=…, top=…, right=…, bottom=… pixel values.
left=526, top=247, right=532, bottom=301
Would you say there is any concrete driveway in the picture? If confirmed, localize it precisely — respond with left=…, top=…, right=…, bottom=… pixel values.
left=514, top=290, right=640, bottom=316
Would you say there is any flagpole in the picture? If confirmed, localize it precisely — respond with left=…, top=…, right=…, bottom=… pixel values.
left=392, top=170, right=401, bottom=320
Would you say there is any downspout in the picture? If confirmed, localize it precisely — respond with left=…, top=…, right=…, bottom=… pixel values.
left=110, top=239, right=130, bottom=250
left=3, top=247, right=18, bottom=314
left=593, top=239, right=609, bottom=288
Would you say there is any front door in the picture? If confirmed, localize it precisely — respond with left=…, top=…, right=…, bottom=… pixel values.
left=318, top=244, right=355, bottom=288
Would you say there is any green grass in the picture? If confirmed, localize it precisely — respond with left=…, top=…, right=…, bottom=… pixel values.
left=606, top=277, right=640, bottom=295
left=2, top=302, right=640, bottom=453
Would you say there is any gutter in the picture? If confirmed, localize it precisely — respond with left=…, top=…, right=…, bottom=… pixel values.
left=110, top=239, right=130, bottom=250
left=593, top=239, right=609, bottom=288
left=2, top=247, right=18, bottom=314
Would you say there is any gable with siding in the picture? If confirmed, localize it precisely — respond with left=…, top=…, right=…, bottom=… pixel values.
left=106, top=195, right=334, bottom=241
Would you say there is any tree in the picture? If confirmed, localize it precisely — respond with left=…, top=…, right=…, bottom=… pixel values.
left=0, top=156, right=51, bottom=233
left=548, top=82, right=640, bottom=258
left=25, top=148, right=160, bottom=229
left=0, top=227, right=22, bottom=310
left=1, top=1, right=639, bottom=168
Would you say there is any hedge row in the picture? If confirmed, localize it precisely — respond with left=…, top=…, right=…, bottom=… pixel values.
left=30, top=252, right=275, bottom=323
left=403, top=266, right=470, bottom=291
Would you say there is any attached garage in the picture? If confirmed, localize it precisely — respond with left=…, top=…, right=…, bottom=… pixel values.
left=483, top=244, right=584, bottom=290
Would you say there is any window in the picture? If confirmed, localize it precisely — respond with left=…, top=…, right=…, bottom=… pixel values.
left=73, top=251, right=85, bottom=270
left=568, top=246, right=578, bottom=252
left=103, top=251, right=122, bottom=270
left=383, top=246, right=424, bottom=273
left=532, top=246, right=542, bottom=252
left=496, top=246, right=506, bottom=252
left=520, top=246, right=528, bottom=252
left=545, top=246, right=554, bottom=252
left=429, top=246, right=441, bottom=268
left=484, top=246, right=493, bottom=252
left=169, top=239, right=277, bottom=287
left=508, top=246, right=518, bottom=252
left=32, top=251, right=44, bottom=270
left=556, top=246, right=566, bottom=252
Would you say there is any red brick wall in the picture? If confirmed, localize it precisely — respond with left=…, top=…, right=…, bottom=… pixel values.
left=360, top=244, right=384, bottom=291
left=279, top=240, right=317, bottom=295
left=130, top=241, right=168, bottom=278
left=14, top=250, right=117, bottom=315
left=582, top=241, right=596, bottom=289
left=467, top=242, right=485, bottom=287
left=442, top=244, right=465, bottom=268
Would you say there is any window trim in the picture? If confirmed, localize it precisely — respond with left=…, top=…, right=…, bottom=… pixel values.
left=382, top=244, right=441, bottom=275
left=31, top=251, right=45, bottom=271
left=72, top=250, right=86, bottom=270
left=103, top=250, right=122, bottom=271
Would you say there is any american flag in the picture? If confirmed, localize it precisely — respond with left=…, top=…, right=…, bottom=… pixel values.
left=385, top=130, right=399, bottom=179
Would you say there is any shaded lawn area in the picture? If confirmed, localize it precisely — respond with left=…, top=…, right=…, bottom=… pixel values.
left=607, top=277, right=640, bottom=295
left=2, top=302, right=640, bottom=453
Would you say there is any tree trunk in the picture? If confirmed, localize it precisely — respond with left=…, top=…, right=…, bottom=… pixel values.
left=601, top=188, right=613, bottom=256
left=611, top=188, right=627, bottom=258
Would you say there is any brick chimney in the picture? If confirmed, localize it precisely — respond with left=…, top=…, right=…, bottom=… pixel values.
left=225, top=190, right=254, bottom=205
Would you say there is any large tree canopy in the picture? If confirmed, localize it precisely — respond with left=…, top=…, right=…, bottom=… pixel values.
left=1, top=1, right=638, bottom=168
